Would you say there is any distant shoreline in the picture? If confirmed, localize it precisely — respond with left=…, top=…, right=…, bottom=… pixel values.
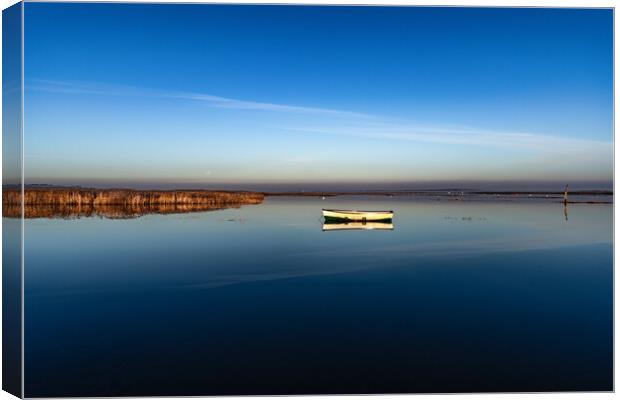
left=264, top=190, right=612, bottom=205
left=264, top=190, right=613, bottom=197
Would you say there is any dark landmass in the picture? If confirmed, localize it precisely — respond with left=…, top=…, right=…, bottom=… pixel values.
left=564, top=201, right=613, bottom=205
left=470, top=190, right=613, bottom=196
left=262, top=189, right=613, bottom=202
left=265, top=190, right=613, bottom=196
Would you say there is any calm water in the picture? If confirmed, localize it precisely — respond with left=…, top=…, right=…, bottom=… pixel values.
left=22, top=196, right=613, bottom=396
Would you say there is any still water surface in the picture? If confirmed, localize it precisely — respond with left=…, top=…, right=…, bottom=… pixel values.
left=23, top=196, right=612, bottom=396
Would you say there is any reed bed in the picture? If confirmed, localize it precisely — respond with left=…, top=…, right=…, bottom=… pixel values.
left=3, top=188, right=264, bottom=219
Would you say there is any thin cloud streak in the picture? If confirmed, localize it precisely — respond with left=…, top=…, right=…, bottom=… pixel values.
left=168, top=90, right=370, bottom=117
left=27, top=78, right=612, bottom=156
left=284, top=123, right=612, bottom=153
left=26, top=79, right=371, bottom=118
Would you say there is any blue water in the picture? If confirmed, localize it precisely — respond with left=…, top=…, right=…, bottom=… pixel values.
left=22, top=196, right=612, bottom=396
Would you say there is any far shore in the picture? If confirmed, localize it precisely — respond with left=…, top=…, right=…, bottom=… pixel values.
left=264, top=189, right=613, bottom=196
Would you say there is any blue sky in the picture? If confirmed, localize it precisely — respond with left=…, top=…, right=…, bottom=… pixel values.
left=23, top=4, right=613, bottom=188
left=3, top=2, right=21, bottom=185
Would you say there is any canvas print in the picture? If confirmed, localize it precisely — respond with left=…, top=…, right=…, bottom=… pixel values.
left=2, top=3, right=613, bottom=397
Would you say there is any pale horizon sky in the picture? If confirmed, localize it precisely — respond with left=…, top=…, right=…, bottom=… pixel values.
left=22, top=4, right=613, bottom=190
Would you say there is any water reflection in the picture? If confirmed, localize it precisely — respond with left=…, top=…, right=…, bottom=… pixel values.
left=3, top=202, right=252, bottom=219
left=23, top=196, right=613, bottom=395
left=323, top=220, right=394, bottom=231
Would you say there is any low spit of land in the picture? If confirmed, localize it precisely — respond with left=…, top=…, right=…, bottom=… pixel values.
left=2, top=186, right=613, bottom=219
left=2, top=188, right=264, bottom=219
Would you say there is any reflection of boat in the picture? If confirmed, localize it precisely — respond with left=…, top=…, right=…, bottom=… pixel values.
left=323, top=221, right=394, bottom=231
left=322, top=209, right=394, bottom=222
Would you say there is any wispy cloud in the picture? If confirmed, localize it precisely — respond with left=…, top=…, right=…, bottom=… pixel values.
left=167, top=90, right=370, bottom=117
left=27, top=79, right=370, bottom=118
left=285, top=122, right=612, bottom=153
left=27, top=78, right=612, bottom=157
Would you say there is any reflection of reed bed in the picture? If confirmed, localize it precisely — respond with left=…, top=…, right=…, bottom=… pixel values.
left=4, top=203, right=245, bottom=219
left=2, top=188, right=264, bottom=219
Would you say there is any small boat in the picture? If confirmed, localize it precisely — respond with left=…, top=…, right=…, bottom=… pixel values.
left=323, top=221, right=394, bottom=231
left=322, top=208, right=394, bottom=222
